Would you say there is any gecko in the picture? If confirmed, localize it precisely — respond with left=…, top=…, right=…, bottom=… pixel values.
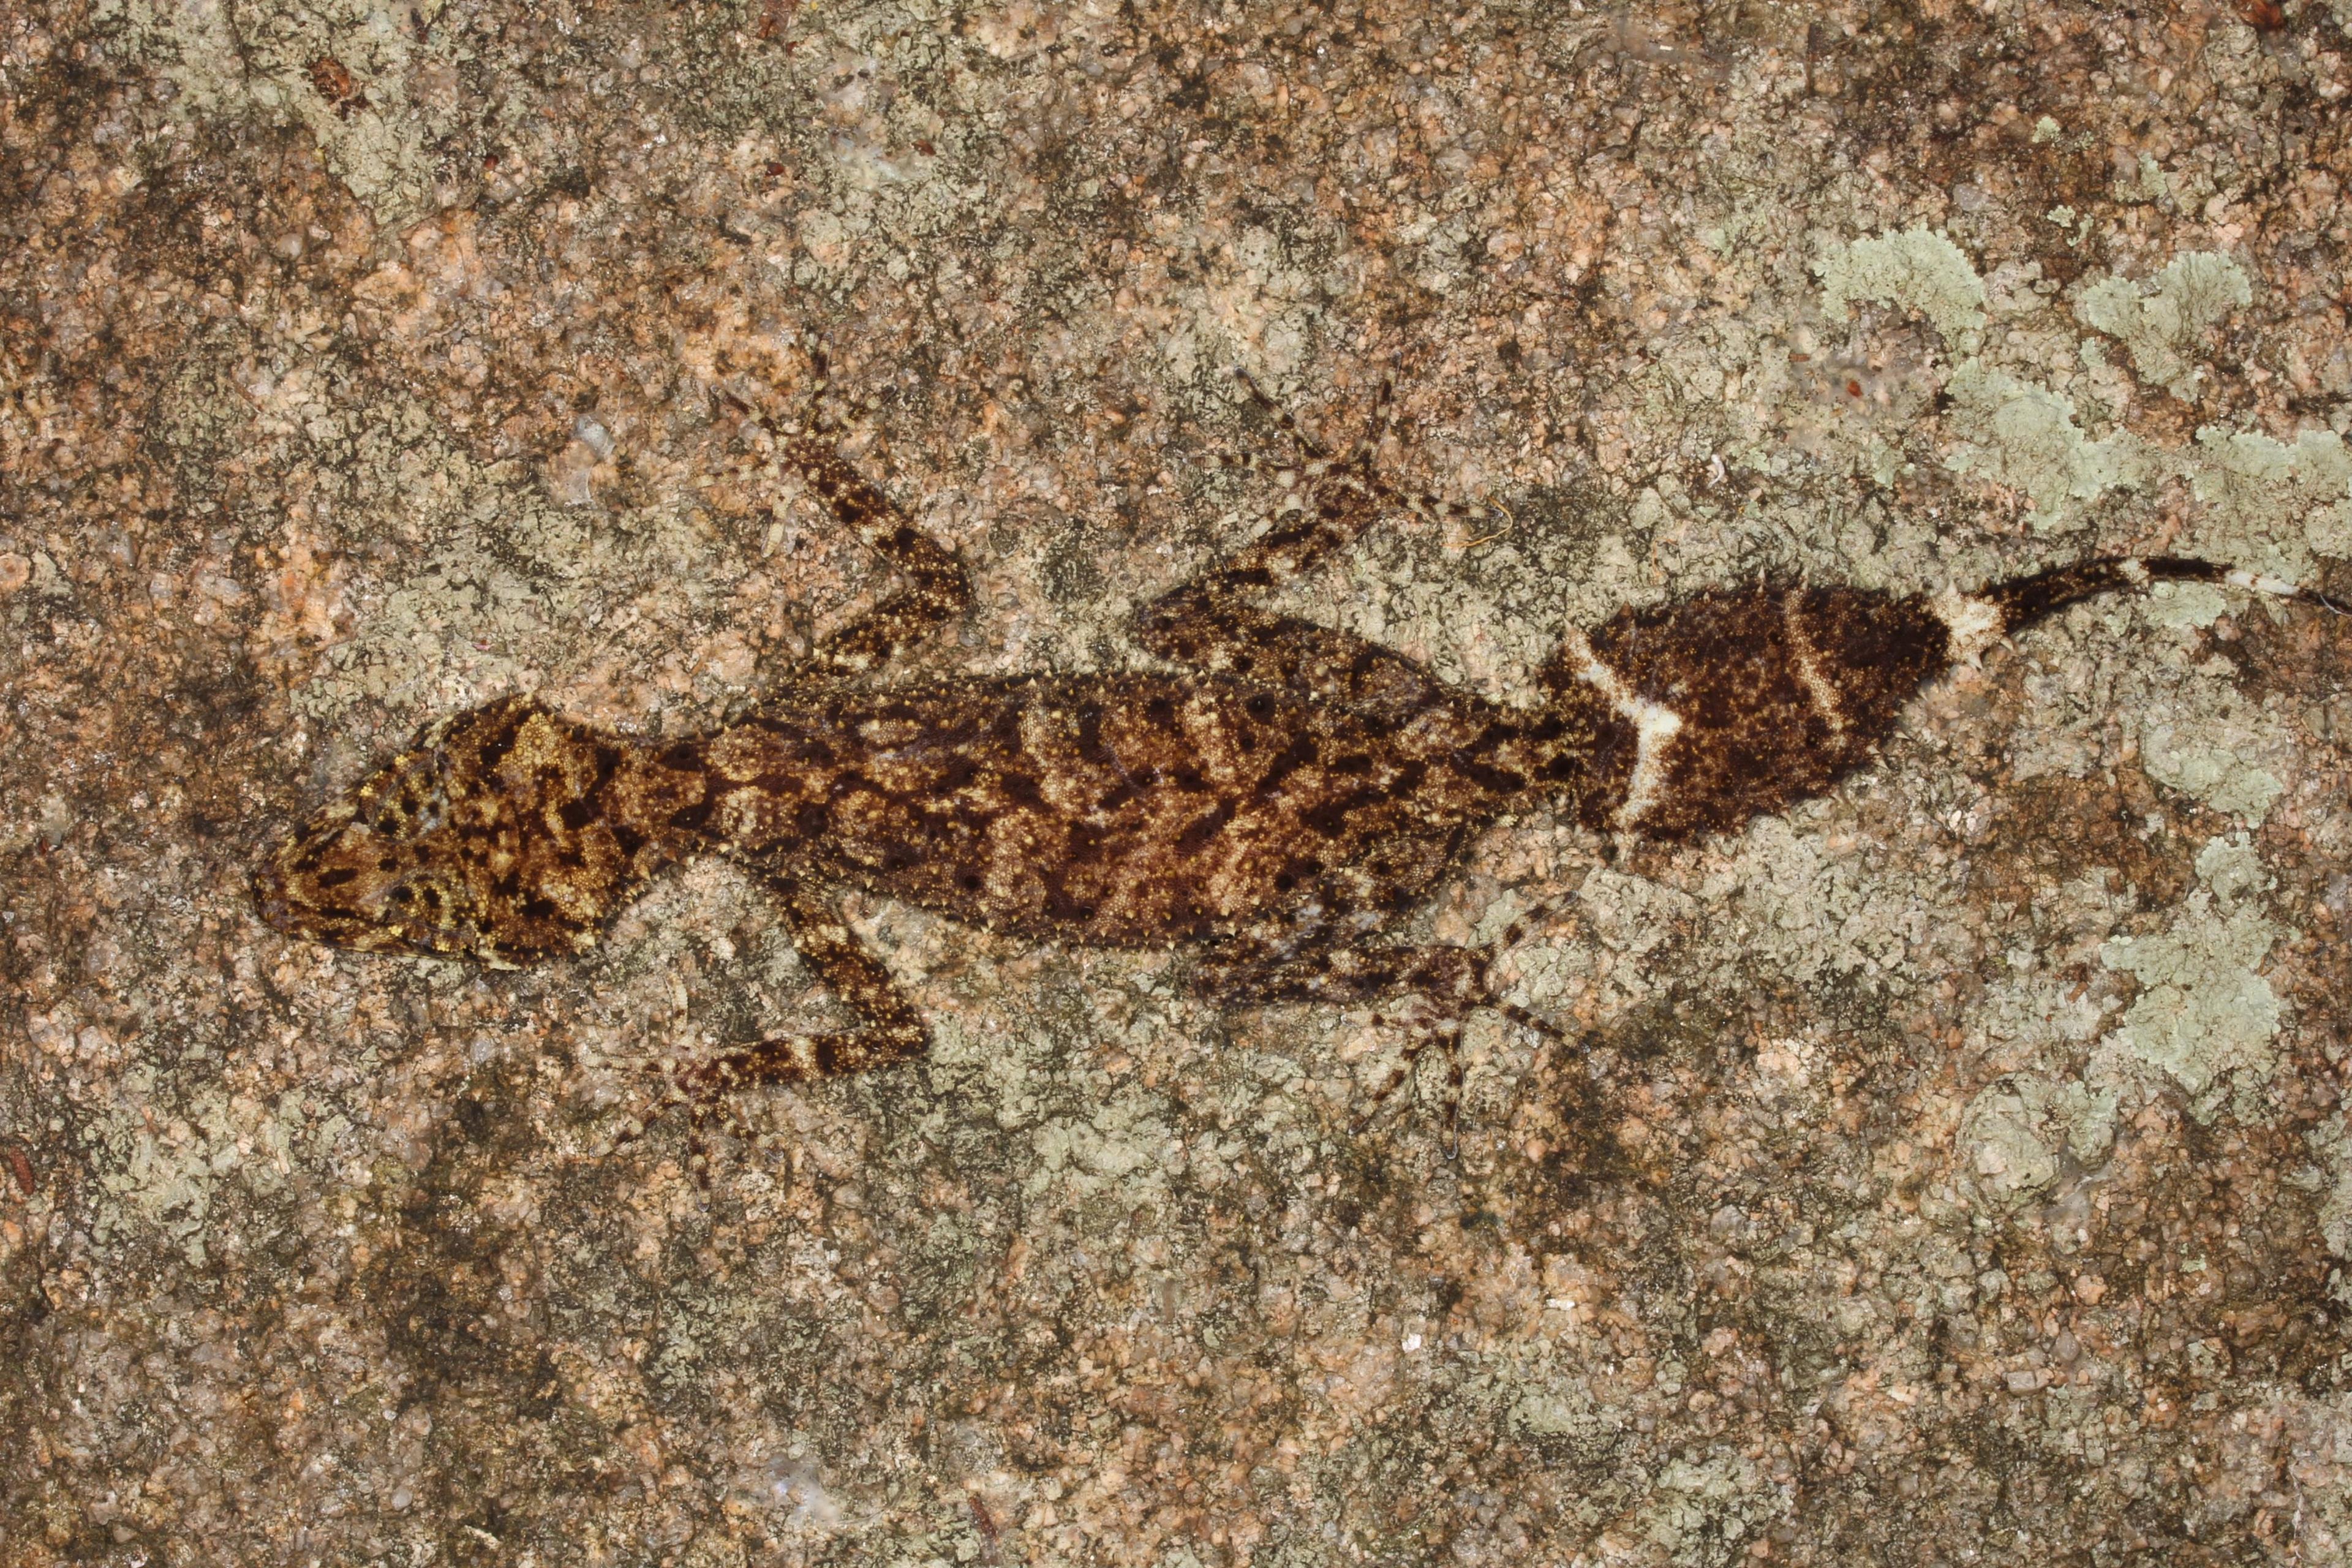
left=254, top=369, right=2332, bottom=1128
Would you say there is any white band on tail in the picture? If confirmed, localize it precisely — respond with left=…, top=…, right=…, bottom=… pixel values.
left=2225, top=568, right=2302, bottom=598
left=1781, top=593, right=1849, bottom=738
left=1929, top=587, right=2007, bottom=666
left=1557, top=627, right=1684, bottom=831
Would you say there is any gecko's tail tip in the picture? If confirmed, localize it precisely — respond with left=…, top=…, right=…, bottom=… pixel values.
left=1935, top=554, right=2348, bottom=665
left=2222, top=566, right=2350, bottom=615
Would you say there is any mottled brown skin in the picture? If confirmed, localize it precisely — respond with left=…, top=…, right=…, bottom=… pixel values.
left=255, top=386, right=2263, bottom=1110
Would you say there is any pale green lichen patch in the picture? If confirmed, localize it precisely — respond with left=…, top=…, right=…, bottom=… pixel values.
left=281, top=398, right=762, bottom=738
left=1958, top=1074, right=2119, bottom=1213
left=1940, top=361, right=2146, bottom=529
left=1801, top=235, right=2337, bottom=569
left=2137, top=679, right=2291, bottom=824
left=1999, top=595, right=2298, bottom=829
left=87, top=0, right=251, bottom=115
left=1637, top=1452, right=1784, bottom=1561
left=2188, top=426, right=2352, bottom=577
left=88, top=1074, right=326, bottom=1266
left=1515, top=805, right=1979, bottom=1044
left=782, top=40, right=1002, bottom=296
left=1815, top=227, right=1988, bottom=349
left=2100, top=837, right=2286, bottom=1111
left=1510, top=863, right=1704, bottom=1027
left=1962, top=905, right=2130, bottom=1052
left=1027, top=1083, right=1180, bottom=1201
left=92, top=0, right=444, bottom=225
left=1692, top=814, right=1952, bottom=990
left=2142, top=579, right=2229, bottom=630
left=1506, top=1382, right=1623, bottom=1456
left=2073, top=252, right=2253, bottom=400
left=2187, top=833, right=2267, bottom=903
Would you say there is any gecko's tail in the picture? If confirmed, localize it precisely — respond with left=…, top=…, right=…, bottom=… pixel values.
left=1983, top=556, right=2341, bottom=628
left=1539, top=551, right=2344, bottom=842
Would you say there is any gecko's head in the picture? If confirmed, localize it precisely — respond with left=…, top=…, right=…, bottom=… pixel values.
left=255, top=696, right=666, bottom=967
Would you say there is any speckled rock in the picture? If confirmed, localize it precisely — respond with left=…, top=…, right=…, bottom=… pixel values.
left=6, top=1, right=2352, bottom=1564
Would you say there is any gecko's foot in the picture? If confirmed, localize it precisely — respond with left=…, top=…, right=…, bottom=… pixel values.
left=1227, top=363, right=1511, bottom=537
left=1349, top=1016, right=1458, bottom=1152
left=1349, top=1017, right=1545, bottom=1160
left=1348, top=941, right=1563, bottom=1156
left=592, top=1059, right=732, bottom=1194
left=714, top=345, right=876, bottom=444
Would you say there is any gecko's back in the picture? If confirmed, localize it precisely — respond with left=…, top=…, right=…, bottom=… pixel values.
left=256, top=664, right=1632, bottom=967
left=696, top=672, right=1595, bottom=946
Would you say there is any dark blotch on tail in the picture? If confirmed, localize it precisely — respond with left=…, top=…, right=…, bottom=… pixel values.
left=1575, top=582, right=1946, bottom=840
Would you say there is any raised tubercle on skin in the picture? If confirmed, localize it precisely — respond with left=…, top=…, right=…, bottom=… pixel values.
left=1552, top=556, right=2313, bottom=842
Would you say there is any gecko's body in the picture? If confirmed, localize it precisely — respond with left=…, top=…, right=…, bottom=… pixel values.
left=256, top=379, right=2302, bottom=1103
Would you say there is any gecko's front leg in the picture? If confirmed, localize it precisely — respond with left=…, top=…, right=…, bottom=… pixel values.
left=677, top=872, right=931, bottom=1092
left=719, top=391, right=971, bottom=676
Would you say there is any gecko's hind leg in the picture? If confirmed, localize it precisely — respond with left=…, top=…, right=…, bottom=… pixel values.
left=679, top=874, right=932, bottom=1094
left=1137, top=484, right=1451, bottom=718
left=1139, top=375, right=1477, bottom=720
left=1194, top=927, right=1558, bottom=1155
left=717, top=389, right=972, bottom=676
left=1230, top=366, right=1507, bottom=538
left=1137, top=576, right=1454, bottom=720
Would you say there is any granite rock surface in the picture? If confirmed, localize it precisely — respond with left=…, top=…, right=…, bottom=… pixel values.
left=7, top=1, right=2352, bottom=1562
